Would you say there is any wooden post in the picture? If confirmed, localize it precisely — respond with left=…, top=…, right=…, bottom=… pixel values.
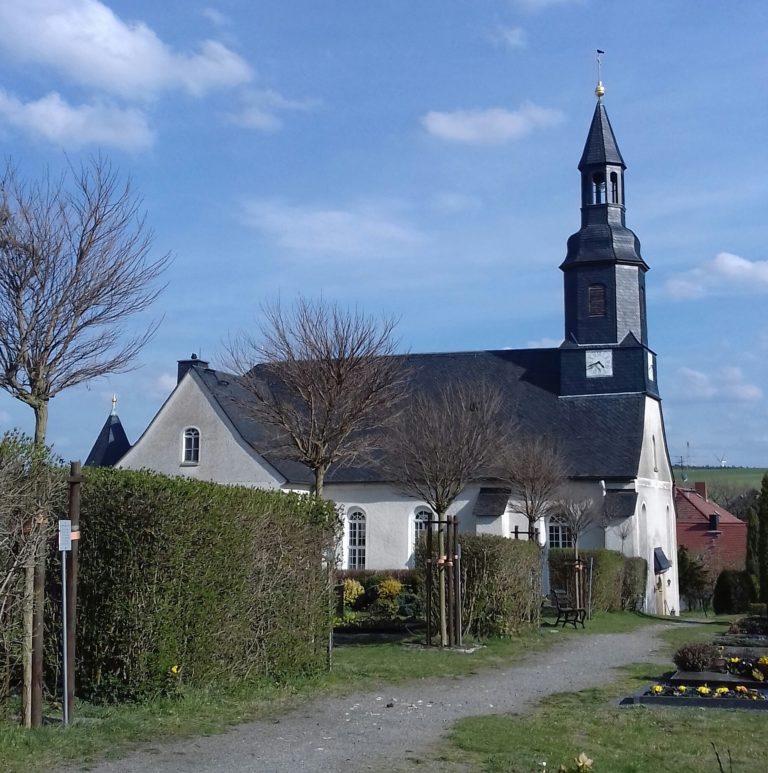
left=30, top=535, right=45, bottom=727
left=452, top=519, right=462, bottom=647
left=425, top=521, right=433, bottom=646
left=65, top=462, right=82, bottom=723
left=446, top=516, right=454, bottom=647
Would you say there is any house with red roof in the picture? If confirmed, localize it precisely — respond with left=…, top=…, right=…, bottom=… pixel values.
left=675, top=482, right=747, bottom=570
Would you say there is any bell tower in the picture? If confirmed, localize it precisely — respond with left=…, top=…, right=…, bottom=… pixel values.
left=559, top=71, right=658, bottom=398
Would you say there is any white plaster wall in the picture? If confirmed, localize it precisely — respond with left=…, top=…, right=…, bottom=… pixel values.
left=635, top=396, right=680, bottom=614
left=118, top=372, right=284, bottom=489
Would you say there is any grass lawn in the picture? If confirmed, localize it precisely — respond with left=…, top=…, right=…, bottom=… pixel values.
left=0, top=612, right=656, bottom=772
left=674, top=466, right=767, bottom=490
left=443, top=618, right=758, bottom=773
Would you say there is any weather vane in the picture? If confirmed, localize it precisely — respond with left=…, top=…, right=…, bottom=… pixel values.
left=111, top=393, right=117, bottom=416
left=595, top=49, right=605, bottom=98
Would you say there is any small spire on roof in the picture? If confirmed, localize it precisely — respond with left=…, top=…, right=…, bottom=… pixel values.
left=595, top=49, right=605, bottom=99
left=111, top=393, right=117, bottom=416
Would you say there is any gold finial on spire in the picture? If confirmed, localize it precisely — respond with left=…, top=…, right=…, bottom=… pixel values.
left=595, top=49, right=605, bottom=98
left=111, top=394, right=117, bottom=416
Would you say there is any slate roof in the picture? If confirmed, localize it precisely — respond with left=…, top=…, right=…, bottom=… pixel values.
left=192, top=347, right=647, bottom=486
left=578, top=101, right=625, bottom=170
left=85, top=414, right=131, bottom=467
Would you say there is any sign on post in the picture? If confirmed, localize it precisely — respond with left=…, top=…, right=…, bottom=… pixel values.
left=59, top=519, right=72, bottom=552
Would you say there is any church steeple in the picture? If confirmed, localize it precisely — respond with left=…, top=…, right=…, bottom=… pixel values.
left=560, top=88, right=649, bottom=348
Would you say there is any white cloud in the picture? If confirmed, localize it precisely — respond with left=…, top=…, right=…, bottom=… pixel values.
left=664, top=251, right=768, bottom=299
left=674, top=365, right=762, bottom=402
left=430, top=192, right=482, bottom=213
left=201, top=7, right=231, bottom=28
left=0, top=89, right=153, bottom=150
left=228, top=89, right=318, bottom=132
left=513, top=0, right=582, bottom=9
left=421, top=102, right=564, bottom=145
left=526, top=337, right=561, bottom=348
left=492, top=25, right=527, bottom=49
left=241, top=199, right=425, bottom=258
left=0, top=0, right=252, bottom=99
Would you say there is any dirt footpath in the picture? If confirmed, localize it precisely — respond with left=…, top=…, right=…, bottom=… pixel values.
left=75, top=624, right=674, bottom=773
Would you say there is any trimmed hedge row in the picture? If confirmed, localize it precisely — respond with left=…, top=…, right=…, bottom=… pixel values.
left=417, top=535, right=540, bottom=638
left=549, top=549, right=647, bottom=612
left=75, top=468, right=336, bottom=702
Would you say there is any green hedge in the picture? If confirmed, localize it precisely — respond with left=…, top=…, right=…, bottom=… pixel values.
left=416, top=536, right=540, bottom=639
left=549, top=549, right=640, bottom=613
left=621, top=557, right=648, bottom=611
left=713, top=569, right=756, bottom=614
left=75, top=468, right=336, bottom=702
left=460, top=536, right=540, bottom=637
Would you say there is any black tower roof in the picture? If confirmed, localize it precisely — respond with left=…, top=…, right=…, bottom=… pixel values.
left=578, top=100, right=625, bottom=171
left=85, top=413, right=131, bottom=467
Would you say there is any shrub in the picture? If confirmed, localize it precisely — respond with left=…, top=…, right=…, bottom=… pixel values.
left=749, top=602, right=768, bottom=617
left=713, top=569, right=756, bottom=614
left=420, top=535, right=540, bottom=638
left=673, top=642, right=720, bottom=672
left=342, top=578, right=365, bottom=608
left=72, top=468, right=337, bottom=703
left=728, top=616, right=768, bottom=636
left=549, top=549, right=626, bottom=612
left=621, top=557, right=647, bottom=611
left=377, top=578, right=403, bottom=599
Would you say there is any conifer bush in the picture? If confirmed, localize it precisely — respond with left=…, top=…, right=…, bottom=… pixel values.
left=75, top=468, right=337, bottom=703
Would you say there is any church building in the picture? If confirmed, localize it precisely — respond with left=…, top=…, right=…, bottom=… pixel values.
left=92, top=87, right=680, bottom=615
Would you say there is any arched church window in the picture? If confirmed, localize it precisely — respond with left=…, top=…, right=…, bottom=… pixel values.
left=588, top=284, right=606, bottom=317
left=592, top=172, right=606, bottom=204
left=414, top=506, right=432, bottom=549
left=652, top=435, right=659, bottom=473
left=610, top=172, right=619, bottom=204
left=182, top=427, right=200, bottom=464
left=548, top=515, right=573, bottom=549
left=348, top=508, right=367, bottom=569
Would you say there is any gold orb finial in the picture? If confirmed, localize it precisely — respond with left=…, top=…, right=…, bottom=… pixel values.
left=595, top=49, right=605, bottom=99
left=595, top=80, right=605, bottom=98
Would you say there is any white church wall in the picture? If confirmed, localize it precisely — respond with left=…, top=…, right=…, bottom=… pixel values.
left=118, top=372, right=284, bottom=489
left=636, top=396, right=679, bottom=614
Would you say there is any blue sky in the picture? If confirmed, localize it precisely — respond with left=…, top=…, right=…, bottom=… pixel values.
left=0, top=0, right=766, bottom=469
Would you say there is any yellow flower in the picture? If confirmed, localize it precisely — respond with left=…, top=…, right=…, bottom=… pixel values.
left=728, top=657, right=741, bottom=664
left=170, top=664, right=179, bottom=675
left=697, top=686, right=711, bottom=696
left=575, top=752, right=593, bottom=772
left=758, top=656, right=768, bottom=665
left=676, top=685, right=687, bottom=693
left=736, top=685, right=748, bottom=694
left=650, top=684, right=664, bottom=695
left=715, top=687, right=729, bottom=695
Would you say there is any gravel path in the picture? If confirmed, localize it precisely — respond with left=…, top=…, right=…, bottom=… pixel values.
left=77, top=624, right=674, bottom=773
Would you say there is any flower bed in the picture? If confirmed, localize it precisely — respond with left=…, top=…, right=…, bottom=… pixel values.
left=621, top=681, right=768, bottom=710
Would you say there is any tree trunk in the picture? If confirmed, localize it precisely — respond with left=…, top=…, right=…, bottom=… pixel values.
left=30, top=401, right=49, bottom=727
left=21, top=560, right=34, bottom=728
left=313, top=465, right=326, bottom=500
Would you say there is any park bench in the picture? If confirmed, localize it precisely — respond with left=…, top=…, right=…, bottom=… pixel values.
left=550, top=589, right=585, bottom=629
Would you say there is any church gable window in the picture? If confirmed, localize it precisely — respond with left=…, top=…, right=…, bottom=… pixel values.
left=182, top=427, right=200, bottom=464
left=588, top=284, right=606, bottom=317
left=610, top=172, right=619, bottom=204
left=591, top=172, right=606, bottom=204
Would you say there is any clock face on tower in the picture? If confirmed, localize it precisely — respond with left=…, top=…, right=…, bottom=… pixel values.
left=585, top=349, right=613, bottom=378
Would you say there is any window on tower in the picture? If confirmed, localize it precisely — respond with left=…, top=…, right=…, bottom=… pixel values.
left=610, top=172, right=619, bottom=204
left=592, top=172, right=606, bottom=204
left=588, top=284, right=606, bottom=317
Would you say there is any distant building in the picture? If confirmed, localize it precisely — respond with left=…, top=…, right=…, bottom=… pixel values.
left=675, top=482, right=747, bottom=570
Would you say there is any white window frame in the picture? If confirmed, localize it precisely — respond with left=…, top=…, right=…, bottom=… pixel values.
left=182, top=427, right=200, bottom=465
left=347, top=508, right=367, bottom=569
left=548, top=515, right=573, bottom=549
left=412, top=506, right=432, bottom=558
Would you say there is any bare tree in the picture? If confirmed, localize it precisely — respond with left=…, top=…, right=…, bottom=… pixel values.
left=0, top=157, right=169, bottom=727
left=504, top=435, right=567, bottom=538
left=0, top=157, right=170, bottom=444
left=225, top=296, right=406, bottom=499
left=556, top=496, right=599, bottom=559
left=383, top=379, right=511, bottom=646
